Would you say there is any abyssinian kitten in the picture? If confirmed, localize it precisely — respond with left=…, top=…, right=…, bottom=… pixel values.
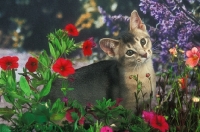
left=47, top=10, right=156, bottom=111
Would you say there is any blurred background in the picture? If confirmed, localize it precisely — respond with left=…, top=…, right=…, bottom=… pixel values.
left=1, top=0, right=200, bottom=68
left=0, top=0, right=145, bottom=55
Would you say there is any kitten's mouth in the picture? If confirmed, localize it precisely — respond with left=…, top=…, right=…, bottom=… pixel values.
left=137, top=59, right=141, bottom=62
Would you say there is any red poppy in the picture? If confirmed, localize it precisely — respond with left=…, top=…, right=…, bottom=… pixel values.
left=52, top=58, right=75, bottom=77
left=0, top=56, right=19, bottom=70
left=64, top=24, right=79, bottom=36
left=150, top=114, right=169, bottom=132
left=65, top=108, right=85, bottom=125
left=25, top=57, right=38, bottom=72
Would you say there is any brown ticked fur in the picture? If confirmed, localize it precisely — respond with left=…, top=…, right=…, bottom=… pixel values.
left=46, top=10, right=156, bottom=111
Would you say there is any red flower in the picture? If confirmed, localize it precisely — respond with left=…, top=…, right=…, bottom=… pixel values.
left=52, top=58, right=75, bottom=77
left=100, top=126, right=113, bottom=132
left=82, top=40, right=92, bottom=56
left=150, top=115, right=169, bottom=132
left=0, top=56, right=19, bottom=70
left=142, top=111, right=169, bottom=132
left=178, top=76, right=188, bottom=90
left=185, top=47, right=200, bottom=68
left=65, top=108, right=85, bottom=125
left=25, top=57, right=38, bottom=72
left=64, top=24, right=79, bottom=36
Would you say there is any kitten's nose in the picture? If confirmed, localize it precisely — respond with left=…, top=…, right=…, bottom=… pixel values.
left=140, top=53, right=147, bottom=58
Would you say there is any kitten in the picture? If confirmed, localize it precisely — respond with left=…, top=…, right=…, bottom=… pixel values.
left=46, top=10, right=156, bottom=111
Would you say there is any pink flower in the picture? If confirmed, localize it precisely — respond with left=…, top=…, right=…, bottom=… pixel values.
left=185, top=47, right=200, bottom=68
left=142, top=111, right=154, bottom=123
left=100, top=126, right=113, bottom=132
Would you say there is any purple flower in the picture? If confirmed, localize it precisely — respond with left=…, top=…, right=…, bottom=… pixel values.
left=62, top=97, right=68, bottom=105
left=139, top=0, right=200, bottom=63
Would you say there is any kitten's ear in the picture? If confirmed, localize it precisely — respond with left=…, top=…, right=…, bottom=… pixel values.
left=130, top=10, right=146, bottom=31
left=99, top=38, right=120, bottom=57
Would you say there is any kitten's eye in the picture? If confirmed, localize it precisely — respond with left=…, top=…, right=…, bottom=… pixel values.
left=126, top=50, right=135, bottom=56
left=140, top=38, right=146, bottom=46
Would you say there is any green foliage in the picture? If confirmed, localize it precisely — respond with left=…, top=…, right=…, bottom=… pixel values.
left=19, top=76, right=32, bottom=96
left=0, top=124, right=11, bottom=132
left=48, top=29, right=79, bottom=59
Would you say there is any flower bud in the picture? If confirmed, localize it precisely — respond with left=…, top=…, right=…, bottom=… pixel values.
left=192, top=96, right=200, bottom=103
left=146, top=73, right=151, bottom=78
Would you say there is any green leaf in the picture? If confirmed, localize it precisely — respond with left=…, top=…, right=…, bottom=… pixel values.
left=61, top=87, right=74, bottom=96
left=35, top=115, right=48, bottom=124
left=50, top=112, right=65, bottom=121
left=51, top=99, right=65, bottom=113
left=9, top=91, right=31, bottom=103
left=0, top=107, right=15, bottom=115
left=0, top=79, right=6, bottom=85
left=40, top=79, right=53, bottom=97
left=0, top=124, right=11, bottom=132
left=19, top=76, right=32, bottom=96
left=49, top=43, right=57, bottom=60
left=21, top=112, right=35, bottom=125
left=38, top=51, right=50, bottom=67
left=7, top=74, right=16, bottom=91
left=60, top=39, right=67, bottom=53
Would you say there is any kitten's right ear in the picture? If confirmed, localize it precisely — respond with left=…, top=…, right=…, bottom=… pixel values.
left=130, top=10, right=146, bottom=31
left=99, top=38, right=119, bottom=57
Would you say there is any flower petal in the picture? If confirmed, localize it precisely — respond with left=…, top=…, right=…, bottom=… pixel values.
left=185, top=57, right=199, bottom=68
left=186, top=50, right=192, bottom=57
left=191, top=47, right=198, bottom=54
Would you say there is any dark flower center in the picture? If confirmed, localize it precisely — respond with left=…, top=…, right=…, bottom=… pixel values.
left=69, top=28, right=74, bottom=33
left=84, top=45, right=89, bottom=49
left=31, top=62, right=36, bottom=66
left=60, top=66, right=65, bottom=71
left=6, top=61, right=12, bottom=66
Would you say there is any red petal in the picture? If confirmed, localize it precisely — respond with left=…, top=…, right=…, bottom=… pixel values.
left=64, top=24, right=79, bottom=36
left=78, top=117, right=85, bottom=125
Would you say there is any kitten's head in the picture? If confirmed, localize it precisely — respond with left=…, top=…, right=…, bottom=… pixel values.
left=99, top=10, right=152, bottom=66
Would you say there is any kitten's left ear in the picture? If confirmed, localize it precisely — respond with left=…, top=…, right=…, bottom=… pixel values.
left=99, top=38, right=120, bottom=57
left=130, top=10, right=146, bottom=31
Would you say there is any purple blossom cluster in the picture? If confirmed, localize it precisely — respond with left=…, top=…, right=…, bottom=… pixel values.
left=98, top=1, right=200, bottom=63
left=98, top=6, right=130, bottom=34
left=139, top=0, right=200, bottom=62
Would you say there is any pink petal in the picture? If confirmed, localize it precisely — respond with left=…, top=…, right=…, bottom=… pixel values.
left=192, top=47, right=199, bottom=54
left=185, top=58, right=199, bottom=67
left=186, top=50, right=193, bottom=57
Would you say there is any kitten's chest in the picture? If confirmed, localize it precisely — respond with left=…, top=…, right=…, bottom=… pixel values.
left=123, top=64, right=155, bottom=91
